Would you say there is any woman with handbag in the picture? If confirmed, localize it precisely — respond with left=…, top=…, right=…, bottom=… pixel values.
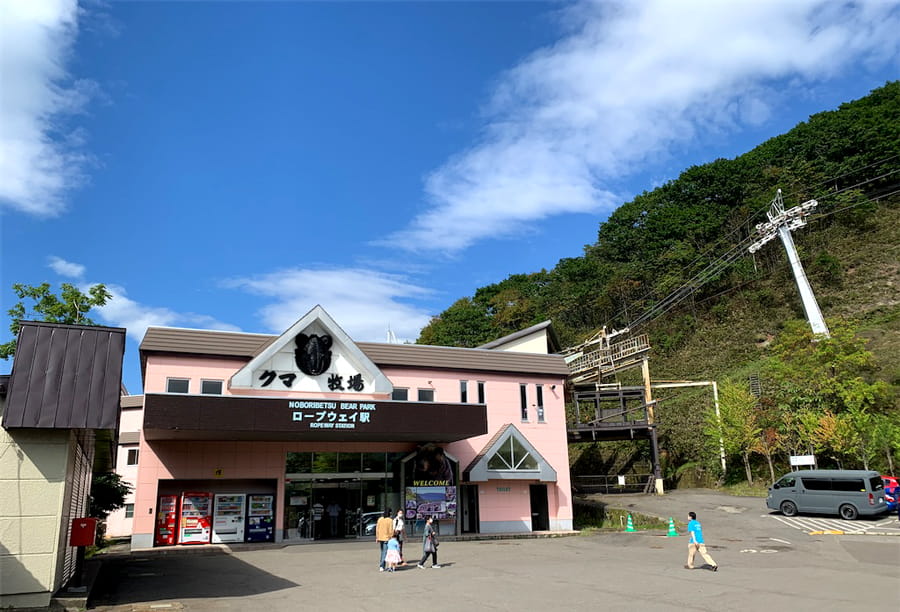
left=416, top=516, right=441, bottom=569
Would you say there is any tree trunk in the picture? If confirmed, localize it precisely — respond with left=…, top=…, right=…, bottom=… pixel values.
left=742, top=452, right=753, bottom=484
left=765, top=453, right=776, bottom=483
left=887, top=448, right=895, bottom=475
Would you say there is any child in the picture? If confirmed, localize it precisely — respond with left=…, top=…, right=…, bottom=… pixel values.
left=384, top=531, right=402, bottom=573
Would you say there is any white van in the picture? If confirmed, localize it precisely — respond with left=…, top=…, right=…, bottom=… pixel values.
left=766, top=469, right=887, bottom=520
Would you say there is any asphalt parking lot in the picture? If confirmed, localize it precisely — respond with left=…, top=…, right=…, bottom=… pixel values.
left=87, top=490, right=900, bottom=612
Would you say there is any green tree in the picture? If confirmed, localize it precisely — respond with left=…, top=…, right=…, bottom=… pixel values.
left=766, top=319, right=892, bottom=417
left=1, top=282, right=112, bottom=359
left=706, top=381, right=761, bottom=483
left=810, top=410, right=855, bottom=468
left=89, top=472, right=132, bottom=520
left=871, top=413, right=900, bottom=475
left=764, top=318, right=896, bottom=469
left=417, top=297, right=494, bottom=347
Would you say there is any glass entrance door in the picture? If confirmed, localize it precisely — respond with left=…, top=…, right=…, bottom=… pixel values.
left=310, top=481, right=362, bottom=539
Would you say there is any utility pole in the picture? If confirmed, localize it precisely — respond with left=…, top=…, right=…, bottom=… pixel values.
left=749, top=189, right=829, bottom=337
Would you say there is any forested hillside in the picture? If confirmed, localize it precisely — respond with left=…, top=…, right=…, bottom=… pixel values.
left=418, top=82, right=900, bottom=485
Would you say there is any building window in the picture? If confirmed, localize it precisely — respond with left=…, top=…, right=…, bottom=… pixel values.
left=391, top=388, right=408, bottom=401
left=124, top=503, right=134, bottom=519
left=126, top=448, right=139, bottom=465
left=536, top=384, right=545, bottom=422
left=520, top=384, right=528, bottom=421
left=418, top=388, right=435, bottom=402
left=166, top=378, right=189, bottom=393
left=487, top=437, right=539, bottom=470
left=201, top=379, right=223, bottom=394
left=460, top=380, right=468, bottom=403
left=477, top=381, right=485, bottom=404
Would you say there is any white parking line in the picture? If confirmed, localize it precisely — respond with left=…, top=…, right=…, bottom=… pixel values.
left=767, top=514, right=899, bottom=534
left=769, top=537, right=791, bottom=545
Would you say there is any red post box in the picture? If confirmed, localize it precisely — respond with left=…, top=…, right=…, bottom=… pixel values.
left=70, top=517, right=98, bottom=547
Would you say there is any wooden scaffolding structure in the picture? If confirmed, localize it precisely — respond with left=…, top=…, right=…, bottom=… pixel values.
left=563, top=328, right=664, bottom=493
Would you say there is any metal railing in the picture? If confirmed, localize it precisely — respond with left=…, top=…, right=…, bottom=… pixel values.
left=573, top=473, right=653, bottom=494
left=570, top=398, right=649, bottom=427
left=567, top=334, right=650, bottom=379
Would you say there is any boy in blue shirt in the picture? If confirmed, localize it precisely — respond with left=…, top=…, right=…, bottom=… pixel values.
left=685, top=512, right=718, bottom=571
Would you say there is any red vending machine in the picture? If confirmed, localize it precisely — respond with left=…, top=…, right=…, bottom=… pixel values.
left=178, top=492, right=212, bottom=544
left=155, top=495, right=178, bottom=546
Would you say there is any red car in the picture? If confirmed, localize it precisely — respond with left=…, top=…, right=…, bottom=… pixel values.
left=883, top=475, right=899, bottom=512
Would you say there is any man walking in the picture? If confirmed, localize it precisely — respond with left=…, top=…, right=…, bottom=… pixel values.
left=685, top=511, right=718, bottom=571
left=375, top=509, right=394, bottom=572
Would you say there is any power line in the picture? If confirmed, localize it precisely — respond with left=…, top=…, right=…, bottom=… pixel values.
left=781, top=153, right=900, bottom=202
left=596, top=155, right=900, bottom=334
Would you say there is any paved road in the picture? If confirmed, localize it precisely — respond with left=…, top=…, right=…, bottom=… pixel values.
left=585, top=488, right=900, bottom=536
left=88, top=490, right=900, bottom=612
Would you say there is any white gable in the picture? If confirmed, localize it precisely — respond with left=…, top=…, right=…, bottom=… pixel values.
left=230, top=305, right=393, bottom=394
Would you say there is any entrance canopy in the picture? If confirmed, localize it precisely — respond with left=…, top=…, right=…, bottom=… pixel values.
left=142, top=394, right=487, bottom=442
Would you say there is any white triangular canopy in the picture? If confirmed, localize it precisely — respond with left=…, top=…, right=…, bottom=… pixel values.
left=230, top=305, right=393, bottom=394
left=463, top=424, right=557, bottom=482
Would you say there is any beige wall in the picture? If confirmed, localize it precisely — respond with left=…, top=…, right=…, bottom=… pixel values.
left=0, top=398, right=71, bottom=609
left=491, top=331, right=549, bottom=354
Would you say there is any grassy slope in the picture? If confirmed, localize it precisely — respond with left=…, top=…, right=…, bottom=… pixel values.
left=650, top=200, right=900, bottom=384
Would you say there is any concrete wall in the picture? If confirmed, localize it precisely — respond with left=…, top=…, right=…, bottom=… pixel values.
left=0, top=396, right=71, bottom=609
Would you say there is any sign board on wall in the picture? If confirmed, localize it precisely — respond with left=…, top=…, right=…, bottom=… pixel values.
left=289, top=400, right=376, bottom=431
left=142, top=394, right=488, bottom=442
left=789, top=455, right=816, bottom=466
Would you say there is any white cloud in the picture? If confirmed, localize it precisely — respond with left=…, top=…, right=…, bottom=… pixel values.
left=47, top=255, right=85, bottom=279
left=224, top=267, right=435, bottom=343
left=0, top=0, right=92, bottom=216
left=96, top=284, right=241, bottom=344
left=380, top=0, right=900, bottom=253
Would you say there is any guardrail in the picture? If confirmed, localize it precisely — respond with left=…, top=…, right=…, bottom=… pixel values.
left=573, top=473, right=653, bottom=494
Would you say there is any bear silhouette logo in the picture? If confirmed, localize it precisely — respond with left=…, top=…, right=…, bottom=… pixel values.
left=294, top=333, right=332, bottom=376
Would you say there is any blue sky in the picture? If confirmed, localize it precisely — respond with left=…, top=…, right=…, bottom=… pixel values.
left=2, top=0, right=899, bottom=393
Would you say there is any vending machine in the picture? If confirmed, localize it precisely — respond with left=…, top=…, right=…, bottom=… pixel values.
left=154, top=495, right=178, bottom=546
left=212, top=494, right=246, bottom=544
left=178, top=491, right=212, bottom=544
left=245, top=494, right=275, bottom=542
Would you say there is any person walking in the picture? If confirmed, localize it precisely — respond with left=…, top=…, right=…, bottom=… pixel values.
left=375, top=509, right=394, bottom=572
left=392, top=509, right=406, bottom=564
left=685, top=511, right=718, bottom=571
left=416, top=516, right=441, bottom=569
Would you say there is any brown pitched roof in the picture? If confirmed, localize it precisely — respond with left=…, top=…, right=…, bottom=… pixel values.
left=121, top=394, right=144, bottom=409
left=140, top=327, right=569, bottom=377
left=3, top=321, right=126, bottom=430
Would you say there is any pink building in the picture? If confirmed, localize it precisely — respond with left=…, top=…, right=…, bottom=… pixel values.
left=121, top=306, right=572, bottom=549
